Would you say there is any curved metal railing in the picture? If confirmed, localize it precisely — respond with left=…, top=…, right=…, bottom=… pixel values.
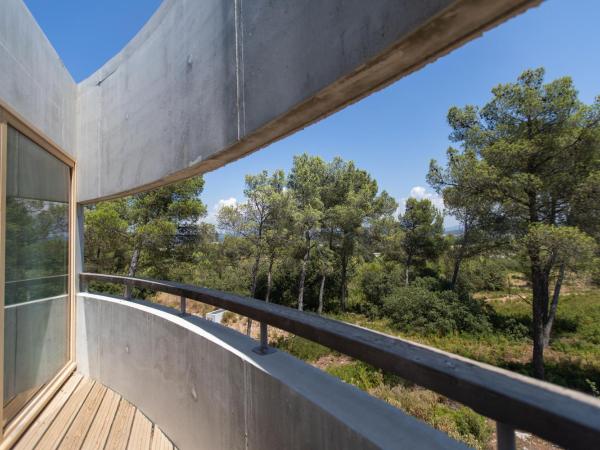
left=79, top=272, right=600, bottom=450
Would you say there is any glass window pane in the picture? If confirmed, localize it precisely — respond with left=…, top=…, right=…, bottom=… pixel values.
left=3, top=126, right=70, bottom=422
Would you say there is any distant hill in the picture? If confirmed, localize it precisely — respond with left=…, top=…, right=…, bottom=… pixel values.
left=444, top=226, right=463, bottom=236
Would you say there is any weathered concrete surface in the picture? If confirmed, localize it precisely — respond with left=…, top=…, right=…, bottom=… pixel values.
left=76, top=0, right=540, bottom=202
left=76, top=0, right=238, bottom=201
left=1, top=0, right=540, bottom=200
left=77, top=293, right=466, bottom=450
left=0, top=0, right=76, bottom=156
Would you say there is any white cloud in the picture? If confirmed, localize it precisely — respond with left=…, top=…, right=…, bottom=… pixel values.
left=217, top=197, right=238, bottom=209
left=409, top=186, right=427, bottom=198
left=399, top=186, right=460, bottom=229
left=205, top=197, right=238, bottom=225
left=399, top=186, right=444, bottom=214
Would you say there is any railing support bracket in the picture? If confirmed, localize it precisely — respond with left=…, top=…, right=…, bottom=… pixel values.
left=252, top=345, right=276, bottom=356
left=252, top=322, right=275, bottom=355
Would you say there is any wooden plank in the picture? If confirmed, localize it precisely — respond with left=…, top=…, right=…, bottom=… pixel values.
left=33, top=378, right=94, bottom=450
left=3, top=363, right=77, bottom=450
left=150, top=427, right=174, bottom=450
left=81, top=388, right=121, bottom=450
left=3, top=385, right=44, bottom=426
left=127, top=410, right=153, bottom=450
left=104, top=399, right=136, bottom=450
left=59, top=382, right=107, bottom=450
left=13, top=373, right=82, bottom=450
left=11, top=372, right=174, bottom=450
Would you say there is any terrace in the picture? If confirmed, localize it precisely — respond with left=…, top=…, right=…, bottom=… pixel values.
left=13, top=373, right=175, bottom=449
left=0, top=0, right=599, bottom=449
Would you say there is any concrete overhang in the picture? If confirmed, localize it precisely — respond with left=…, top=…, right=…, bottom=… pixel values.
left=0, top=0, right=541, bottom=203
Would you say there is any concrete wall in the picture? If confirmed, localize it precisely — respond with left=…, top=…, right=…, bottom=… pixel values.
left=76, top=293, right=466, bottom=450
left=76, top=0, right=540, bottom=202
left=0, top=0, right=76, bottom=156
left=0, top=0, right=540, bottom=201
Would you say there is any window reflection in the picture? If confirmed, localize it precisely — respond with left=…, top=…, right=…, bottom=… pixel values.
left=5, top=199, right=68, bottom=305
left=3, top=127, right=70, bottom=422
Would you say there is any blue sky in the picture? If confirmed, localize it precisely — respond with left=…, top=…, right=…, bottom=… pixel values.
left=24, top=0, right=600, bottom=227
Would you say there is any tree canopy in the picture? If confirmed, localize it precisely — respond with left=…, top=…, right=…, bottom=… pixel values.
left=85, top=68, right=600, bottom=384
left=430, top=68, right=600, bottom=378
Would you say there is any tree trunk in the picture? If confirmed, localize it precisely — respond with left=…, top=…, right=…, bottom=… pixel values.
left=124, top=246, right=141, bottom=299
left=318, top=274, right=326, bottom=315
left=543, top=263, right=565, bottom=347
left=451, top=223, right=470, bottom=290
left=531, top=265, right=548, bottom=380
left=297, top=233, right=311, bottom=311
left=298, top=231, right=310, bottom=311
left=266, top=254, right=275, bottom=304
left=450, top=257, right=462, bottom=290
left=247, top=251, right=261, bottom=335
left=528, top=192, right=546, bottom=379
left=341, top=254, right=348, bottom=311
left=297, top=257, right=307, bottom=311
left=405, top=254, right=413, bottom=287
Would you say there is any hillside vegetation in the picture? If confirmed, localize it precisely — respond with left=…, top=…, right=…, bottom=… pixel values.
left=85, top=68, right=600, bottom=449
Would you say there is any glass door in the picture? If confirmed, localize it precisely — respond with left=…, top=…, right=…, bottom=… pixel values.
left=2, top=125, right=71, bottom=425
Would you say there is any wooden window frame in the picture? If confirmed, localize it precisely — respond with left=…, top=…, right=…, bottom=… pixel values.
left=0, top=105, right=77, bottom=448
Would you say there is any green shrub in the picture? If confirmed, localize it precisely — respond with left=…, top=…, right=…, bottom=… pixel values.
left=586, top=379, right=600, bottom=397
left=273, top=336, right=331, bottom=362
left=489, top=315, right=530, bottom=339
left=583, top=322, right=600, bottom=345
left=412, top=276, right=445, bottom=291
left=382, top=287, right=492, bottom=335
left=590, top=258, right=600, bottom=286
left=88, top=280, right=126, bottom=296
left=371, top=384, right=492, bottom=449
left=457, top=258, right=508, bottom=292
left=451, top=407, right=491, bottom=444
left=326, top=362, right=384, bottom=391
left=358, top=262, right=404, bottom=311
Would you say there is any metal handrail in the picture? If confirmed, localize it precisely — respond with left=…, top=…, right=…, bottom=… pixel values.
left=80, top=272, right=600, bottom=450
left=5, top=274, right=68, bottom=285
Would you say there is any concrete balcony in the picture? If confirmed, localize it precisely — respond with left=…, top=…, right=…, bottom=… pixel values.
left=2, top=1, right=597, bottom=448
left=75, top=292, right=463, bottom=450
left=67, top=274, right=600, bottom=450
left=4, top=275, right=600, bottom=449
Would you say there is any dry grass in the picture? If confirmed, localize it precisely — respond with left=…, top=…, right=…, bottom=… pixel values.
left=154, top=292, right=216, bottom=316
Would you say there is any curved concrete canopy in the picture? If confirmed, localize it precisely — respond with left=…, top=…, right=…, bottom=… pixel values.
left=0, top=0, right=541, bottom=203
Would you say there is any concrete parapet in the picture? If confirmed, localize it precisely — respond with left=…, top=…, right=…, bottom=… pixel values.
left=76, top=293, right=465, bottom=449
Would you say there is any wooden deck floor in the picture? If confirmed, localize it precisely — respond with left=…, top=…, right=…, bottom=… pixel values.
left=12, top=373, right=176, bottom=450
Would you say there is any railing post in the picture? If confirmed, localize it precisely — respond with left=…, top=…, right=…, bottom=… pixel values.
left=180, top=296, right=187, bottom=316
left=260, top=322, right=268, bottom=351
left=253, top=322, right=275, bottom=355
left=80, top=275, right=88, bottom=293
left=497, top=422, right=516, bottom=450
